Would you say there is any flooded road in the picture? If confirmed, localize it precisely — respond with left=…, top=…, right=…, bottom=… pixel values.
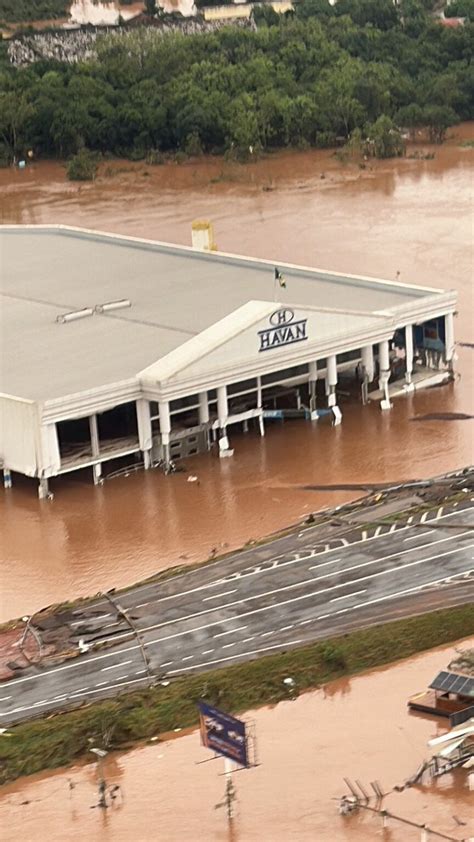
left=1, top=641, right=472, bottom=841
left=0, top=126, right=473, bottom=622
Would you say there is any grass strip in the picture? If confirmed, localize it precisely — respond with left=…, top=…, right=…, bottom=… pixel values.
left=1, top=604, right=472, bottom=785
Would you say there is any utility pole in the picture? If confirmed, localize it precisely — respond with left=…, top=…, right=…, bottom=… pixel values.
left=90, top=748, right=108, bottom=809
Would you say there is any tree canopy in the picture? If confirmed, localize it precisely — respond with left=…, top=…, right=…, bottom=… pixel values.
left=0, top=0, right=472, bottom=163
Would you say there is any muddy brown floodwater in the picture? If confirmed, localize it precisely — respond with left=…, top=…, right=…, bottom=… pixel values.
left=1, top=641, right=473, bottom=841
left=0, top=126, right=473, bottom=622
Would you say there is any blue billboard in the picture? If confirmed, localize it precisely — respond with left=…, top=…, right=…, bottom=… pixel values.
left=197, top=701, right=248, bottom=768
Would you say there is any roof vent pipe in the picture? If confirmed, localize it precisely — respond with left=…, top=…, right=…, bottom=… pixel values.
left=56, top=308, right=94, bottom=324
left=95, top=299, right=131, bottom=313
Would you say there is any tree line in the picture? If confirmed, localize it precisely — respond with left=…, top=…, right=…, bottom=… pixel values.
left=0, top=0, right=472, bottom=166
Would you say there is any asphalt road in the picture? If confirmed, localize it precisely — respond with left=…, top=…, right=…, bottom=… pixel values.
left=1, top=502, right=473, bottom=726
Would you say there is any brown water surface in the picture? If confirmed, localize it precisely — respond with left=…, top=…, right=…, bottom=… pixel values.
left=1, top=642, right=472, bottom=841
left=0, top=127, right=473, bottom=622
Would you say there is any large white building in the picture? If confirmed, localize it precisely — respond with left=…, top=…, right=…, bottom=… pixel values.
left=0, top=225, right=456, bottom=497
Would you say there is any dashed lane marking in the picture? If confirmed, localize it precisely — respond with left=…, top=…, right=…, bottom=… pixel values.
left=160, top=661, right=173, bottom=667
left=213, top=626, right=248, bottom=638
left=181, top=656, right=194, bottom=662
left=101, top=660, right=133, bottom=672
left=203, top=590, right=237, bottom=602
left=331, top=590, right=366, bottom=602
left=404, top=530, right=435, bottom=542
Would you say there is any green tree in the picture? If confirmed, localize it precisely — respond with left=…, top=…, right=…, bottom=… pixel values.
left=422, top=105, right=459, bottom=143
left=0, top=91, right=34, bottom=160
left=66, top=148, right=99, bottom=181
left=366, top=115, right=405, bottom=158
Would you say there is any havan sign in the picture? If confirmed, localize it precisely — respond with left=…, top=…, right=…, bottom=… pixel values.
left=258, top=308, right=308, bottom=352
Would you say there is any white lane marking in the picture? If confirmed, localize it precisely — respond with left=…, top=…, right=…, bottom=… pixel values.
left=95, top=508, right=474, bottom=641
left=3, top=511, right=472, bottom=694
left=95, top=681, right=108, bottom=687
left=138, top=543, right=473, bottom=652
left=421, top=512, right=428, bottom=523
left=181, top=656, right=193, bottom=662
left=213, top=626, right=248, bottom=638
left=135, top=669, right=147, bottom=675
left=160, top=661, right=173, bottom=667
left=222, top=642, right=236, bottom=649
left=437, top=506, right=444, bottom=518
left=308, top=558, right=341, bottom=571
left=115, top=675, right=129, bottom=681
left=203, top=590, right=237, bottom=602
left=63, top=505, right=474, bottom=615
left=308, top=530, right=472, bottom=579
left=0, top=641, right=141, bottom=688
left=0, top=696, right=11, bottom=702
left=1, top=677, right=149, bottom=717
left=135, top=602, right=150, bottom=609
left=202, top=649, right=214, bottom=655
left=374, top=527, right=382, bottom=538
left=261, top=631, right=274, bottom=637
left=280, top=625, right=294, bottom=631
left=299, top=619, right=312, bottom=625
left=242, top=637, right=255, bottom=643
left=389, top=524, right=397, bottom=533
left=101, top=660, right=133, bottom=672
left=168, top=640, right=304, bottom=675
left=73, top=687, right=88, bottom=693
left=70, top=614, right=111, bottom=626
left=167, top=567, right=474, bottom=677
left=362, top=531, right=368, bottom=540
left=404, top=530, right=435, bottom=542
left=330, top=590, right=366, bottom=602
left=341, top=538, right=349, bottom=546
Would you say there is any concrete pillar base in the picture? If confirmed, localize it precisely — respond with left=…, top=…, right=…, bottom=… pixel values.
left=92, top=462, right=103, bottom=485
left=310, top=410, right=319, bottom=421
left=332, top=406, right=342, bottom=425
left=143, top=450, right=152, bottom=470
left=38, top=478, right=50, bottom=499
left=3, top=468, right=12, bottom=489
left=258, top=415, right=265, bottom=437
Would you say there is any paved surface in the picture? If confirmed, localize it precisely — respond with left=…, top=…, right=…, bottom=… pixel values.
left=1, top=501, right=473, bottom=726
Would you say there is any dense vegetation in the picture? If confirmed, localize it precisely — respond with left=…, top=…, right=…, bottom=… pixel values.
left=0, top=0, right=472, bottom=164
left=0, top=0, right=69, bottom=23
left=0, top=604, right=472, bottom=783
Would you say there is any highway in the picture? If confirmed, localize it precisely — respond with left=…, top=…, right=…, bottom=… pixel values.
left=1, top=501, right=473, bottom=726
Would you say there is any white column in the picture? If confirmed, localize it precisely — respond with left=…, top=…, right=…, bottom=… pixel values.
left=256, top=376, right=265, bottom=437
left=308, top=360, right=318, bottom=419
left=217, top=385, right=232, bottom=455
left=159, top=400, right=171, bottom=464
left=217, top=385, right=228, bottom=430
left=378, top=339, right=392, bottom=410
left=198, top=391, right=210, bottom=449
left=405, top=324, right=414, bottom=389
left=136, top=399, right=152, bottom=469
left=361, top=345, right=374, bottom=382
left=444, top=312, right=455, bottom=364
left=89, top=414, right=102, bottom=484
left=326, top=354, right=338, bottom=408
left=198, top=391, right=209, bottom=425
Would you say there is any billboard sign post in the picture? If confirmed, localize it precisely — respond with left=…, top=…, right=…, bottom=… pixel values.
left=197, top=701, right=248, bottom=768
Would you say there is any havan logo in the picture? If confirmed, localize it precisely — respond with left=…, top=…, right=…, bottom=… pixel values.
left=258, top=308, right=308, bottom=352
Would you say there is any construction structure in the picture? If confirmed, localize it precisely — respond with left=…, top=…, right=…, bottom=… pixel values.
left=0, top=224, right=457, bottom=497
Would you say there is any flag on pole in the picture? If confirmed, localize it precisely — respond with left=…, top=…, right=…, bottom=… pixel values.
left=274, top=268, right=286, bottom=289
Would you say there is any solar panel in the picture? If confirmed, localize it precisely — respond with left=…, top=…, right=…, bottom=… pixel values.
left=429, top=671, right=474, bottom=697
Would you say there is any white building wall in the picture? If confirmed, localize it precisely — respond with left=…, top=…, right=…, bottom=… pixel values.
left=0, top=395, right=39, bottom=477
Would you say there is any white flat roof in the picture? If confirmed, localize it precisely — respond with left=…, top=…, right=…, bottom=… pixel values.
left=0, top=225, right=455, bottom=404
